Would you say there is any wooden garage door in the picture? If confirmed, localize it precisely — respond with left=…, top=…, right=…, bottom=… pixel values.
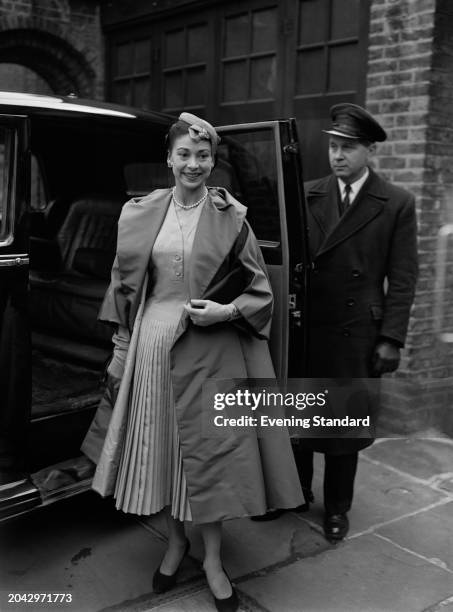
left=106, top=0, right=369, bottom=180
left=289, top=0, right=369, bottom=178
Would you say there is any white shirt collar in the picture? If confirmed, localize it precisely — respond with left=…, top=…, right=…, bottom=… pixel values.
left=338, top=167, right=369, bottom=204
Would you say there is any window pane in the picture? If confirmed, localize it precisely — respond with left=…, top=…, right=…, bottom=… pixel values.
left=224, top=13, right=249, bottom=57
left=298, top=0, right=328, bottom=45
left=133, top=78, right=150, bottom=109
left=164, top=71, right=184, bottom=109
left=31, top=155, right=46, bottom=211
left=207, top=129, right=280, bottom=243
left=331, top=0, right=359, bottom=39
left=250, top=56, right=276, bottom=99
left=186, top=68, right=207, bottom=106
left=113, top=81, right=132, bottom=106
left=188, top=24, right=208, bottom=63
left=222, top=61, right=248, bottom=102
left=116, top=43, right=133, bottom=77
left=252, top=8, right=277, bottom=53
left=165, top=29, right=185, bottom=68
left=0, top=128, right=13, bottom=243
left=328, top=44, right=358, bottom=91
left=134, top=39, right=151, bottom=74
left=296, top=49, right=325, bottom=95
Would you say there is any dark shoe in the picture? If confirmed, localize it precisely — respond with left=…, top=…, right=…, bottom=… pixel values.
left=211, top=568, right=239, bottom=612
left=250, top=508, right=285, bottom=521
left=324, top=513, right=349, bottom=542
left=152, top=539, right=190, bottom=594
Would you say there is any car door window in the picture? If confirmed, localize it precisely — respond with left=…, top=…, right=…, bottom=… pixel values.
left=30, top=154, right=47, bottom=211
left=0, top=127, right=16, bottom=245
left=208, top=126, right=281, bottom=248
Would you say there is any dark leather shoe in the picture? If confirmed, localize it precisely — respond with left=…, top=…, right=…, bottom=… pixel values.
left=212, top=568, right=239, bottom=612
left=324, top=513, right=349, bottom=542
left=152, top=539, right=190, bottom=593
left=250, top=509, right=285, bottom=521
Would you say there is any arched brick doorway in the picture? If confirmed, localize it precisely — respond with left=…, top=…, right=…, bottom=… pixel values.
left=0, top=28, right=96, bottom=96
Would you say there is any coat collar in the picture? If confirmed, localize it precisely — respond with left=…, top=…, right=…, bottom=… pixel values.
left=189, top=187, right=246, bottom=299
left=116, top=187, right=247, bottom=309
left=307, top=169, right=388, bottom=257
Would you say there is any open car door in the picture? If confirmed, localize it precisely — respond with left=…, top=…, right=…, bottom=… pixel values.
left=209, top=119, right=310, bottom=380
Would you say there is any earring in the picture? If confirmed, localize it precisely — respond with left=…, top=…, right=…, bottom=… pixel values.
left=167, top=161, right=173, bottom=168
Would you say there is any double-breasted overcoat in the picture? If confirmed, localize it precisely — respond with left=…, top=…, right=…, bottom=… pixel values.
left=83, top=187, right=303, bottom=523
left=302, top=169, right=418, bottom=454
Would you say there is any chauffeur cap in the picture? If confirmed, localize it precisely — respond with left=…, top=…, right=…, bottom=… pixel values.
left=323, top=103, right=387, bottom=142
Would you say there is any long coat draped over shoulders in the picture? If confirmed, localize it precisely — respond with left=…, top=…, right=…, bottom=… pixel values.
left=87, top=187, right=303, bottom=523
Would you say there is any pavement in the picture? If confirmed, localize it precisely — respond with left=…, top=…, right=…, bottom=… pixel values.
left=1, top=436, right=453, bottom=612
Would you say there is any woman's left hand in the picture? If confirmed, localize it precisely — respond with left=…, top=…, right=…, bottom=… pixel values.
left=184, top=299, right=231, bottom=326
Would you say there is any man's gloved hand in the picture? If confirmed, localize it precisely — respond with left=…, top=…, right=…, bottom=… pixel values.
left=372, top=341, right=400, bottom=376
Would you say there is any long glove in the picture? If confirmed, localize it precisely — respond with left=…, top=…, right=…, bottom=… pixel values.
left=107, top=325, right=131, bottom=380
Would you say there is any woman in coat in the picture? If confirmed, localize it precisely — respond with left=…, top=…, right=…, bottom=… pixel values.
left=82, top=112, right=303, bottom=611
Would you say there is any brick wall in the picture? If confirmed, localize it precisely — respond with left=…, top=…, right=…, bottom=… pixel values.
left=366, top=0, right=453, bottom=436
left=0, top=0, right=103, bottom=98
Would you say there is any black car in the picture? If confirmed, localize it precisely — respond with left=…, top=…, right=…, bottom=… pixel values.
left=0, top=92, right=309, bottom=521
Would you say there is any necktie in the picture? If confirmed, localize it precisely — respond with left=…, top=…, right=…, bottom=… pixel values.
left=341, top=184, right=352, bottom=215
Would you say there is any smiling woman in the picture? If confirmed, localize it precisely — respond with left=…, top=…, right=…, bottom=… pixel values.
left=166, top=112, right=218, bottom=201
left=82, top=111, right=303, bottom=612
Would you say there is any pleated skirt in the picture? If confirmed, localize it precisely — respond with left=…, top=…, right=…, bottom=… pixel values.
left=113, top=304, right=192, bottom=521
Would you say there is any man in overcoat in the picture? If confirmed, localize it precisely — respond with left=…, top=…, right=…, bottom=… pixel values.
left=295, top=103, right=418, bottom=542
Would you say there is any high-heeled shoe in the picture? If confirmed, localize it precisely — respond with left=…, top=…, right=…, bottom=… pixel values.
left=206, top=566, right=239, bottom=612
left=152, top=538, right=190, bottom=594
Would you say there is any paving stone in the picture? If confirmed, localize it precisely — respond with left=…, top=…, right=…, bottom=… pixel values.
left=239, top=534, right=453, bottom=612
left=144, top=505, right=329, bottom=579
left=141, top=586, right=254, bottom=612
left=0, top=492, right=199, bottom=612
left=376, top=500, right=453, bottom=572
left=302, top=449, right=448, bottom=537
left=145, top=588, right=215, bottom=612
left=217, top=514, right=328, bottom=578
left=364, top=438, right=453, bottom=484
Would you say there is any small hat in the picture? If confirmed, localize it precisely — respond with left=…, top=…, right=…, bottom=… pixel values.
left=179, top=112, right=221, bottom=153
left=323, top=103, right=387, bottom=142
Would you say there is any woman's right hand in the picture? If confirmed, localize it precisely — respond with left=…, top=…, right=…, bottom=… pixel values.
left=185, top=299, right=238, bottom=326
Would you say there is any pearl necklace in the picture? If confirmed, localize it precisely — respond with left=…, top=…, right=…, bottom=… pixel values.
left=172, top=187, right=208, bottom=209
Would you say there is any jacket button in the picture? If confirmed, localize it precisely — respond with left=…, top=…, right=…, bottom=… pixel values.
left=175, top=255, right=181, bottom=261
left=342, top=328, right=351, bottom=337
left=352, top=269, right=361, bottom=278
left=347, top=298, right=355, bottom=307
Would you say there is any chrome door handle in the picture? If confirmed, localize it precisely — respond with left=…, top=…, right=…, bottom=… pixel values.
left=0, top=254, right=29, bottom=267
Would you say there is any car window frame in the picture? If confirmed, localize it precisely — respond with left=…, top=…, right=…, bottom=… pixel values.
left=0, top=123, right=18, bottom=247
left=215, top=120, right=288, bottom=257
